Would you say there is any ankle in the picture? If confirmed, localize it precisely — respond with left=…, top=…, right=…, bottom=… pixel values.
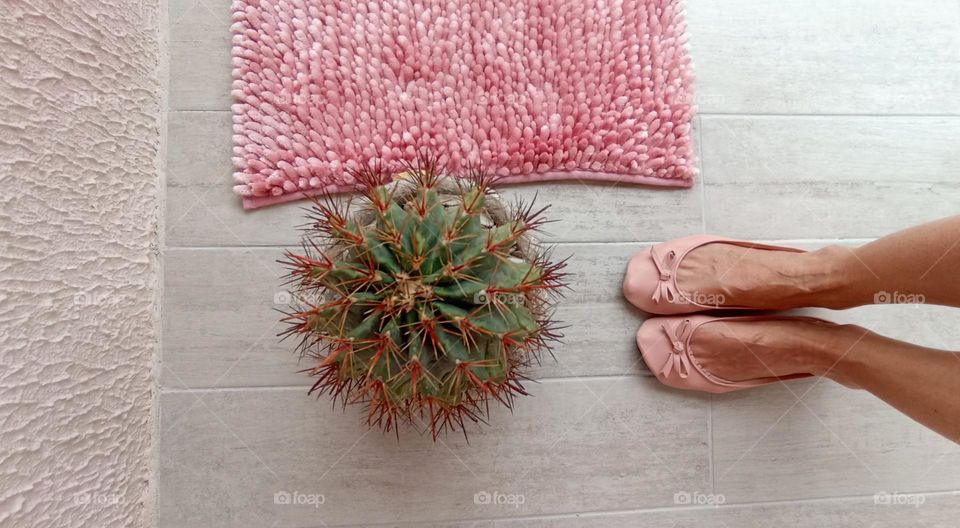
left=806, top=323, right=872, bottom=381
left=791, top=245, right=861, bottom=309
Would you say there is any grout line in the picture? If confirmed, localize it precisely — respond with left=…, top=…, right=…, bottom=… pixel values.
left=159, top=374, right=654, bottom=393
left=163, top=238, right=877, bottom=250
left=699, top=112, right=960, bottom=118
left=299, top=489, right=960, bottom=527
left=708, top=394, right=716, bottom=496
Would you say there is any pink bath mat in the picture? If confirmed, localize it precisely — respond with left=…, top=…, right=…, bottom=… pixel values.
left=231, top=0, right=696, bottom=209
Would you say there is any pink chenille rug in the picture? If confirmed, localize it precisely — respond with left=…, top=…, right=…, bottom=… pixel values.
left=231, top=0, right=696, bottom=209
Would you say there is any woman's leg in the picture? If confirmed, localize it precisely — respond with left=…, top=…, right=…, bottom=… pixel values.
left=659, top=215, right=960, bottom=441
left=692, top=319, right=960, bottom=442
left=674, top=215, right=960, bottom=310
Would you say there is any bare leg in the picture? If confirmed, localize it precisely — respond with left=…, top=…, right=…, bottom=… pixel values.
left=661, top=216, right=960, bottom=442
left=675, top=215, right=960, bottom=309
left=823, top=215, right=960, bottom=308
left=693, top=319, right=960, bottom=443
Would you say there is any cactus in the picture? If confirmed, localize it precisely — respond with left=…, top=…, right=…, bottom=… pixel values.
left=280, top=156, right=567, bottom=438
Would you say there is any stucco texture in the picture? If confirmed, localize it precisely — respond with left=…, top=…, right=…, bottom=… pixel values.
left=0, top=1, right=160, bottom=527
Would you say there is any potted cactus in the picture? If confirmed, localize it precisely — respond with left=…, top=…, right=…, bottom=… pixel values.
left=280, top=155, right=567, bottom=439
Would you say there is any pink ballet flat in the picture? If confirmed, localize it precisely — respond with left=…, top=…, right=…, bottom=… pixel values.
left=622, top=235, right=805, bottom=314
left=637, top=315, right=827, bottom=394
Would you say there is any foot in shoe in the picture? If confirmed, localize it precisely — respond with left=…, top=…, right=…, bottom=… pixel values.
left=692, top=318, right=844, bottom=382
left=674, top=243, right=840, bottom=311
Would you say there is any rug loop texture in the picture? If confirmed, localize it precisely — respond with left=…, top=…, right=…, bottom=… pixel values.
left=231, top=0, right=697, bottom=209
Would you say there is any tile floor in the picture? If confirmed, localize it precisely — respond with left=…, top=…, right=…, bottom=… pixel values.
left=161, top=1, right=960, bottom=526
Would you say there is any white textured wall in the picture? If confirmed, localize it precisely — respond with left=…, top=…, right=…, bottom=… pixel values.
left=0, top=1, right=160, bottom=527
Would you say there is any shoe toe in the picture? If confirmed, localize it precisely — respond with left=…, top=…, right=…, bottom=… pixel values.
left=636, top=315, right=721, bottom=393
left=636, top=317, right=666, bottom=379
left=622, top=247, right=659, bottom=311
left=623, top=247, right=689, bottom=314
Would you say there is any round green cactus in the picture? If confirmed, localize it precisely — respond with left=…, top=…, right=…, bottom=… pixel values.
left=281, top=157, right=567, bottom=438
